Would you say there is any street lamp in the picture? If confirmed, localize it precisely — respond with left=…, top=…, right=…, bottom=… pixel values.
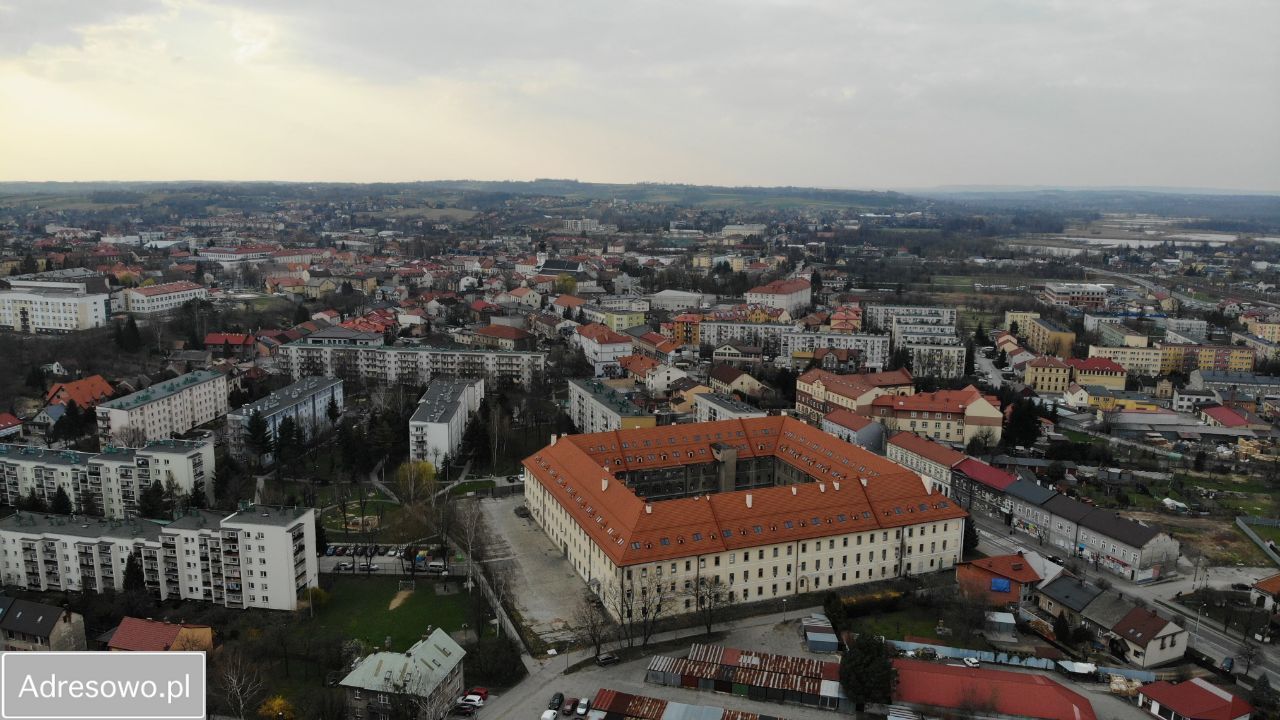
left=1194, top=604, right=1206, bottom=646
left=781, top=598, right=787, bottom=622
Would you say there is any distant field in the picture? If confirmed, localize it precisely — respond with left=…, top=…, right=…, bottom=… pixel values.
left=0, top=194, right=141, bottom=211
left=356, top=206, right=479, bottom=221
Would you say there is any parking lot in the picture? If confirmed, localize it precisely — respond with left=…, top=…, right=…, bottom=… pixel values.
left=482, top=493, right=587, bottom=648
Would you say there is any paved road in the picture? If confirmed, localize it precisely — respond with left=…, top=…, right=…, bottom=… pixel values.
left=975, top=352, right=1005, bottom=389
left=974, top=515, right=1280, bottom=685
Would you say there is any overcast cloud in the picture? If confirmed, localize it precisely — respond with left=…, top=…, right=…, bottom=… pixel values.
left=1, top=0, right=1277, bottom=190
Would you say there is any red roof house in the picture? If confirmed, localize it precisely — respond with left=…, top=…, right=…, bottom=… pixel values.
left=894, top=658, right=1097, bottom=720
left=1139, top=678, right=1252, bottom=720
left=108, top=617, right=213, bottom=652
left=956, top=552, right=1042, bottom=607
left=45, top=375, right=114, bottom=408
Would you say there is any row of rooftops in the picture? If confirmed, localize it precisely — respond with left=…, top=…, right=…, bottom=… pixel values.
left=569, top=378, right=648, bottom=416
left=524, top=417, right=966, bottom=565
left=97, top=370, right=224, bottom=411
left=226, top=376, right=342, bottom=420
left=0, top=505, right=310, bottom=539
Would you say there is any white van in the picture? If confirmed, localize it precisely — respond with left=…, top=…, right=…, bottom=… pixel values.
left=427, top=560, right=447, bottom=574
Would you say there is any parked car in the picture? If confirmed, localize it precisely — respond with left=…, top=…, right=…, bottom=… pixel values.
left=324, top=546, right=336, bottom=556
left=359, top=563, right=380, bottom=572
left=335, top=562, right=354, bottom=571
left=335, top=546, right=348, bottom=556
left=381, top=546, right=393, bottom=556
left=962, top=657, right=980, bottom=668
left=541, top=711, right=558, bottom=720
left=467, top=688, right=489, bottom=701
left=507, top=475, right=520, bottom=483
left=1231, top=583, right=1252, bottom=591
left=575, top=699, right=590, bottom=716
left=451, top=704, right=477, bottom=716
left=459, top=694, right=485, bottom=707
left=514, top=506, right=531, bottom=518
left=561, top=698, right=577, bottom=716
left=596, top=652, right=620, bottom=666
left=548, top=693, right=564, bottom=711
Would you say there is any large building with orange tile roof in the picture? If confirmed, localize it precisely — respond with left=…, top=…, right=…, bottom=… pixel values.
left=522, top=416, right=967, bottom=619
left=794, top=368, right=914, bottom=421
left=867, top=386, right=1003, bottom=445
left=45, top=375, right=114, bottom=408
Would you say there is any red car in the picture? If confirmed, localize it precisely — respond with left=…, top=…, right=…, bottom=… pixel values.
left=561, top=698, right=577, bottom=716
left=467, top=688, right=489, bottom=701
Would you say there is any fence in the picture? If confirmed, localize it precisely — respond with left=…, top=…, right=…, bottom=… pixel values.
left=885, top=640, right=1057, bottom=671
left=1235, top=516, right=1280, bottom=567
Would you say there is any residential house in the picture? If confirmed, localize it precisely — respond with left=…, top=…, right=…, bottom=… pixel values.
left=0, top=598, right=87, bottom=651
left=1249, top=572, right=1280, bottom=612
left=576, top=323, right=633, bottom=377
left=885, top=431, right=964, bottom=497
left=956, top=553, right=1042, bottom=608
left=1025, top=317, right=1076, bottom=356
left=473, top=324, right=534, bottom=351
left=821, top=409, right=886, bottom=453
left=708, top=365, right=768, bottom=398
left=1068, top=358, right=1127, bottom=391
left=794, top=368, right=914, bottom=421
left=107, top=617, right=213, bottom=652
left=1138, top=679, right=1252, bottom=720
left=711, top=342, right=764, bottom=368
left=45, top=375, right=115, bottom=409
left=745, top=278, right=811, bottom=314
left=1109, top=607, right=1186, bottom=668
left=867, top=386, right=1004, bottom=446
left=1024, top=356, right=1072, bottom=394
left=0, top=414, right=21, bottom=439
left=340, top=629, right=466, bottom=720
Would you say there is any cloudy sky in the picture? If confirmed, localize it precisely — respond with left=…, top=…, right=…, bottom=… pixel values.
left=1, top=0, right=1277, bottom=191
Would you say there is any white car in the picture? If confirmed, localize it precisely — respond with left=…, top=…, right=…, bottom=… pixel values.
left=962, top=657, right=980, bottom=668
left=459, top=695, right=485, bottom=708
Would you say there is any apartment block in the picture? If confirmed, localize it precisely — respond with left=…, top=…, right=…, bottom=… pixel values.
left=1097, top=322, right=1148, bottom=348
left=1003, top=311, right=1040, bottom=333
left=780, top=331, right=890, bottom=370
left=0, top=505, right=317, bottom=610
left=692, top=393, right=767, bottom=423
left=277, top=329, right=545, bottom=387
left=0, top=440, right=214, bottom=519
left=409, top=377, right=485, bottom=465
left=794, top=368, right=915, bottom=421
left=864, top=305, right=957, bottom=333
left=579, top=305, right=646, bottom=332
left=226, top=376, right=344, bottom=463
left=699, top=322, right=794, bottom=352
left=901, top=338, right=965, bottom=378
left=1159, top=344, right=1254, bottom=375
left=1024, top=356, right=1072, bottom=394
left=567, top=379, right=656, bottom=434
left=1246, top=318, right=1280, bottom=343
left=745, top=278, right=811, bottom=314
left=121, top=281, right=208, bottom=315
left=1088, top=345, right=1163, bottom=376
left=0, top=288, right=112, bottom=334
left=96, top=370, right=229, bottom=444
left=1025, top=317, right=1076, bottom=356
left=1042, top=282, right=1107, bottom=310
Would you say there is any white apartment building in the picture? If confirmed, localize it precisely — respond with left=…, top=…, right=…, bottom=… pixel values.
left=701, top=322, right=796, bottom=352
left=121, top=281, right=209, bottom=315
left=575, top=324, right=634, bottom=377
left=0, top=288, right=112, bottom=333
left=277, top=329, right=545, bottom=387
left=692, top=393, right=767, bottom=423
left=0, top=439, right=214, bottom=520
left=409, top=377, right=485, bottom=465
left=1042, top=282, right=1107, bottom=310
left=567, top=379, right=655, bottom=434
left=226, top=376, right=344, bottom=464
left=1087, top=345, right=1163, bottom=376
left=0, top=505, right=316, bottom=611
left=901, top=339, right=966, bottom=378
left=745, top=279, right=812, bottom=315
left=96, top=370, right=229, bottom=445
left=890, top=316, right=957, bottom=347
left=864, top=305, right=957, bottom=333
left=779, top=331, right=890, bottom=369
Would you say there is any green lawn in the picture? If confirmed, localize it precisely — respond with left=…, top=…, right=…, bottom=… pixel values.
left=450, top=480, right=496, bottom=496
left=1248, top=523, right=1280, bottom=544
left=306, top=575, right=472, bottom=653
left=849, top=607, right=947, bottom=642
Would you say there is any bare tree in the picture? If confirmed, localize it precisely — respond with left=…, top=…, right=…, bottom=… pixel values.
left=394, top=460, right=437, bottom=507
left=684, top=577, right=730, bottom=635
left=455, top=498, right=485, bottom=594
left=573, top=598, right=612, bottom=657
left=215, top=649, right=264, bottom=720
left=112, top=425, right=149, bottom=448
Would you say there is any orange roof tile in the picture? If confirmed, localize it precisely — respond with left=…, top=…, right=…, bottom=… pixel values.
left=523, top=416, right=966, bottom=566
left=46, top=375, right=114, bottom=408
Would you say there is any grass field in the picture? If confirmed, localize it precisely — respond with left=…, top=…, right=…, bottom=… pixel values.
left=450, top=480, right=496, bottom=496
left=1248, top=523, right=1280, bottom=544
left=848, top=606, right=945, bottom=642
left=307, top=575, right=472, bottom=653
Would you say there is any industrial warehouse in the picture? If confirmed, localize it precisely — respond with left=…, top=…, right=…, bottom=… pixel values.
left=521, top=416, right=967, bottom=619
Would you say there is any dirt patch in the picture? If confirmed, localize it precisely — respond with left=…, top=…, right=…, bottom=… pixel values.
left=389, top=590, right=413, bottom=610
left=1125, top=511, right=1268, bottom=566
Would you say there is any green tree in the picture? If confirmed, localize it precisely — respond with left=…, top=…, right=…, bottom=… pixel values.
left=1252, top=674, right=1278, bottom=718
left=51, top=486, right=73, bottom=515
left=1053, top=612, right=1072, bottom=644
left=138, top=480, right=167, bottom=518
left=1005, top=398, right=1042, bottom=448
left=122, top=315, right=143, bottom=352
left=244, top=411, right=273, bottom=469
left=839, top=635, right=897, bottom=710
left=123, top=551, right=146, bottom=594
left=964, top=340, right=976, bottom=376
left=973, top=321, right=986, bottom=345
left=554, top=274, right=577, bottom=295
left=19, top=489, right=47, bottom=512
left=274, top=416, right=300, bottom=467
left=25, top=366, right=46, bottom=390
left=963, top=518, right=980, bottom=554
left=314, top=515, right=329, bottom=555
left=326, top=396, right=341, bottom=427
left=293, top=303, right=310, bottom=324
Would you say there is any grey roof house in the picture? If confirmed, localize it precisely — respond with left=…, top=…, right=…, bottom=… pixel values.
left=340, top=628, right=465, bottom=720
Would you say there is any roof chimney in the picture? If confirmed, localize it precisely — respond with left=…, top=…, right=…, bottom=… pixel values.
left=818, top=483, right=826, bottom=493
left=601, top=477, right=609, bottom=492
left=860, top=477, right=868, bottom=487
left=745, top=494, right=753, bottom=509
left=550, top=434, right=558, bottom=446
left=790, top=486, right=797, bottom=495
left=644, top=504, right=652, bottom=514
left=833, top=482, right=840, bottom=491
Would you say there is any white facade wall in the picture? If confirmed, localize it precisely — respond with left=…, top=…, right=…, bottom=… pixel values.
left=0, top=289, right=111, bottom=333
left=277, top=344, right=545, bottom=386
left=779, top=332, right=890, bottom=369
left=97, top=372, right=229, bottom=444
left=123, top=286, right=209, bottom=314
left=408, top=378, right=484, bottom=465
